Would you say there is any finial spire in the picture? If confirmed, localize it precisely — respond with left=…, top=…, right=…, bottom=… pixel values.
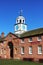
left=20, top=9, right=23, bottom=16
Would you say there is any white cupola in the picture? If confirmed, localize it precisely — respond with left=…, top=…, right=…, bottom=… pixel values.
left=14, top=10, right=27, bottom=35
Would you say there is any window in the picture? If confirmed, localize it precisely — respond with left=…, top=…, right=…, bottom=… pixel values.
left=17, top=20, right=18, bottom=22
left=38, top=46, right=42, bottom=54
left=20, top=19, right=21, bottom=23
left=29, top=37, right=32, bottom=42
left=21, top=47, right=24, bottom=54
left=23, top=20, right=24, bottom=23
left=17, top=20, right=18, bottom=23
left=21, top=39, right=24, bottom=43
left=17, top=20, right=19, bottom=23
left=37, top=36, right=42, bottom=41
left=29, top=46, right=32, bottom=54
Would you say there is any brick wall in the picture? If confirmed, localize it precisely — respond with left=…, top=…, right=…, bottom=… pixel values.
left=0, top=33, right=43, bottom=62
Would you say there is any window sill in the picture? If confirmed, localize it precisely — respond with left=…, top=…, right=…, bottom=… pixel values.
left=29, top=53, right=32, bottom=55
left=21, top=53, right=24, bottom=55
left=38, top=53, right=42, bottom=54
left=37, top=40, right=42, bottom=41
left=28, top=41, right=33, bottom=42
left=21, top=42, right=24, bottom=43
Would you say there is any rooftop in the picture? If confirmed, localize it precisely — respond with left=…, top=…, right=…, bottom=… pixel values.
left=20, top=28, right=43, bottom=38
left=0, top=28, right=43, bottom=42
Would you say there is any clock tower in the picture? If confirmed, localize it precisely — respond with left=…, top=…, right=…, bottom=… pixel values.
left=14, top=10, right=27, bottom=35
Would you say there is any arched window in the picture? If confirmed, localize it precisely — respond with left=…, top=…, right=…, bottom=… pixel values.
left=20, top=19, right=21, bottom=23
left=23, top=20, right=24, bottom=23
left=17, top=20, right=18, bottom=23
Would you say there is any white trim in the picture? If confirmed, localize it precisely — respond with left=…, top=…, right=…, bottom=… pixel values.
left=29, top=46, right=32, bottom=54
left=21, top=47, right=24, bottom=54
left=21, top=39, right=24, bottom=43
left=38, top=46, right=42, bottom=54
left=29, top=41, right=32, bottom=42
left=37, top=36, right=42, bottom=41
left=38, top=53, right=42, bottom=54
left=28, top=37, right=32, bottom=42
left=21, top=53, right=24, bottom=54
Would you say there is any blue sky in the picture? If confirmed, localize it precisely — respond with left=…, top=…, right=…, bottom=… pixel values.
left=0, top=0, right=43, bottom=35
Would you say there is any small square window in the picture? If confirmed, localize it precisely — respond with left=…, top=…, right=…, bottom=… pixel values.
left=29, top=37, right=32, bottom=42
left=37, top=36, right=42, bottom=41
left=21, top=39, right=24, bottom=43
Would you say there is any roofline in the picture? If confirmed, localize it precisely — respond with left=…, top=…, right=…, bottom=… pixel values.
left=20, top=34, right=43, bottom=38
left=14, top=23, right=27, bottom=26
left=4, top=32, right=19, bottom=39
left=20, top=28, right=43, bottom=38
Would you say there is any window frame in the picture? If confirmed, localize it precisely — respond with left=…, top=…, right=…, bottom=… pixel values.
left=21, top=47, right=24, bottom=54
left=29, top=46, right=32, bottom=54
left=29, top=37, right=32, bottom=42
left=21, top=38, right=24, bottom=43
left=20, top=19, right=21, bottom=23
left=37, top=36, right=42, bottom=41
left=38, top=46, right=42, bottom=54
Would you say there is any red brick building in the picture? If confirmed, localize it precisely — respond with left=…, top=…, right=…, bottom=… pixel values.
left=0, top=13, right=43, bottom=62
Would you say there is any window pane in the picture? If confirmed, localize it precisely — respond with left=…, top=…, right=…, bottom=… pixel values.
left=38, top=46, right=42, bottom=54
left=21, top=39, right=24, bottom=43
left=20, top=19, right=21, bottom=23
left=29, top=37, right=32, bottom=42
left=23, top=20, right=24, bottom=23
left=21, top=47, right=24, bottom=54
left=29, top=46, right=32, bottom=54
left=37, top=36, right=42, bottom=41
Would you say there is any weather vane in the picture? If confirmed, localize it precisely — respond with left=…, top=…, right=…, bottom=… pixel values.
left=19, top=9, right=23, bottom=16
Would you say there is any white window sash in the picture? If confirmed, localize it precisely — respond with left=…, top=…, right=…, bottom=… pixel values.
left=21, top=39, right=24, bottom=43
left=29, top=47, right=32, bottom=54
left=21, top=47, right=24, bottom=54
left=29, top=38, right=32, bottom=42
left=37, top=36, right=42, bottom=41
left=38, top=46, right=42, bottom=54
